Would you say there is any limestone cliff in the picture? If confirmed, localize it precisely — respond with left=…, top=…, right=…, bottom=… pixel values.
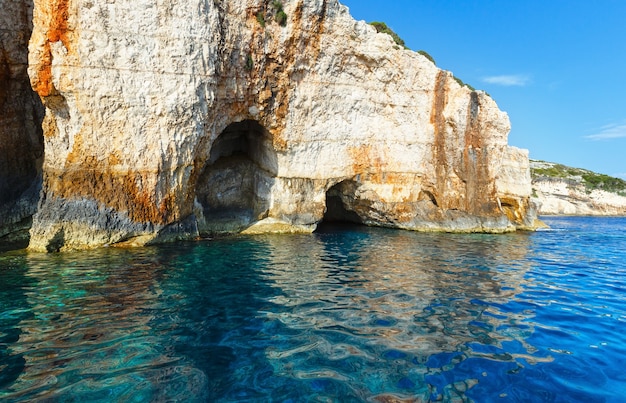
left=0, top=0, right=44, bottom=245
left=19, top=0, right=536, bottom=251
left=531, top=160, right=626, bottom=216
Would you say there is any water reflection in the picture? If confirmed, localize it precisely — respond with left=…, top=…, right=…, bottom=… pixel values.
left=255, top=227, right=541, bottom=400
left=0, top=253, right=36, bottom=390
left=2, top=221, right=621, bottom=401
left=149, top=238, right=286, bottom=401
left=3, top=247, right=207, bottom=401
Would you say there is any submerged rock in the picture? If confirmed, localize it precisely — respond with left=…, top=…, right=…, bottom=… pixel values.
left=13, top=0, right=536, bottom=251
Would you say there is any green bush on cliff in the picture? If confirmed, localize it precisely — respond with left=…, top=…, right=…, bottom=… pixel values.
left=532, top=161, right=626, bottom=196
left=453, top=76, right=475, bottom=91
left=417, top=50, right=436, bottom=64
left=532, top=166, right=565, bottom=178
left=532, top=163, right=585, bottom=179
left=256, top=12, right=266, bottom=28
left=276, top=10, right=287, bottom=26
left=368, top=21, right=408, bottom=49
left=581, top=173, right=626, bottom=194
left=245, top=53, right=254, bottom=71
left=272, top=1, right=287, bottom=26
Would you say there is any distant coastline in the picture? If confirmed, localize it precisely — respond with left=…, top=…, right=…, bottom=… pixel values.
left=531, top=160, right=626, bottom=216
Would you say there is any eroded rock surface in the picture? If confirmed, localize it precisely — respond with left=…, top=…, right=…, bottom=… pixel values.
left=23, top=0, right=536, bottom=250
left=531, top=161, right=626, bottom=216
left=0, top=0, right=44, bottom=245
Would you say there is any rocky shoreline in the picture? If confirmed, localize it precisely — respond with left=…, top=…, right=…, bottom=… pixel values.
left=2, top=0, right=537, bottom=251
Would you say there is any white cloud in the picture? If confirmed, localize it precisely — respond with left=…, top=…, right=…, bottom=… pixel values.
left=482, top=74, right=531, bottom=87
left=615, top=173, right=626, bottom=180
left=584, top=123, right=626, bottom=140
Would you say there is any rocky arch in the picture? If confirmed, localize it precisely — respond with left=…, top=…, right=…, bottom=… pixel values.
left=195, top=119, right=277, bottom=235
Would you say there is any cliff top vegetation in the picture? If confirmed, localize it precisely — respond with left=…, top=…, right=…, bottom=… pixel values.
left=531, top=160, right=626, bottom=196
left=368, top=21, right=407, bottom=48
left=367, top=21, right=479, bottom=92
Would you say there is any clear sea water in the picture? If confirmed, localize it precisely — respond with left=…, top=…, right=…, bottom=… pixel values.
left=1, top=216, right=625, bottom=402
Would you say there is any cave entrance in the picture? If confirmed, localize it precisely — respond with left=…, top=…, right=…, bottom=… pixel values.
left=316, top=180, right=364, bottom=231
left=195, top=120, right=277, bottom=234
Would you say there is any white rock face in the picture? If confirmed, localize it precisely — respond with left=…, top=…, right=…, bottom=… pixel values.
left=26, top=0, right=537, bottom=251
left=530, top=160, right=626, bottom=216
left=533, top=180, right=626, bottom=216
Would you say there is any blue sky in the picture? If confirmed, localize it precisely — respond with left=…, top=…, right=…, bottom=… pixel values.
left=341, top=0, right=626, bottom=179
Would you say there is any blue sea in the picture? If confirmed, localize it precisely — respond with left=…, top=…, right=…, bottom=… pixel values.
left=0, top=216, right=625, bottom=402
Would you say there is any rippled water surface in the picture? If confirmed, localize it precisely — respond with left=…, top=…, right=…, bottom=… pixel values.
left=1, top=216, right=625, bottom=401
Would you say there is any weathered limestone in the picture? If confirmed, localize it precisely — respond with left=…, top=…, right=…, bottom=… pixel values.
left=531, top=161, right=626, bottom=216
left=0, top=0, right=44, bottom=244
left=534, top=182, right=626, bottom=216
left=22, top=0, right=536, bottom=251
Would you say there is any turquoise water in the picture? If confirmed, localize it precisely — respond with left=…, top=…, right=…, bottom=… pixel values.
left=1, top=216, right=625, bottom=402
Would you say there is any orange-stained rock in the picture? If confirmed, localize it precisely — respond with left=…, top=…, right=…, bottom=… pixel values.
left=24, top=0, right=537, bottom=251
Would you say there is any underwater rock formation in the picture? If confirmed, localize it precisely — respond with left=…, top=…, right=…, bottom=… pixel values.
left=19, top=0, right=537, bottom=250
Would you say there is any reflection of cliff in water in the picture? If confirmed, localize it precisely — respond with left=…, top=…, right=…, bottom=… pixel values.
left=6, top=248, right=207, bottom=400
left=1, top=227, right=539, bottom=400
left=262, top=228, right=534, bottom=346
left=150, top=239, right=286, bottom=401
left=256, top=228, right=537, bottom=397
left=0, top=254, right=36, bottom=390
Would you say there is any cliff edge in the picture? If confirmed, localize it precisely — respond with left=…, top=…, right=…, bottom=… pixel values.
left=2, top=0, right=537, bottom=251
left=531, top=160, right=626, bottom=215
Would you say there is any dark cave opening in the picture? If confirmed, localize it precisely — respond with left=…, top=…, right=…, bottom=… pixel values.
left=316, top=180, right=365, bottom=232
left=0, top=66, right=44, bottom=247
left=195, top=120, right=277, bottom=234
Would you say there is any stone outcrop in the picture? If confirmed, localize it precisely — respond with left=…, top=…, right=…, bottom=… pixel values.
left=15, top=0, right=536, bottom=251
left=0, top=0, right=44, bottom=245
left=531, top=161, right=626, bottom=215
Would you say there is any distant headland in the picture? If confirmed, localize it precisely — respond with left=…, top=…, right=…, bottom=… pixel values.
left=531, top=160, right=626, bottom=216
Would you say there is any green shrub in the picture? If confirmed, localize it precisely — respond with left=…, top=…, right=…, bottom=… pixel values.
left=531, top=161, right=626, bottom=196
left=245, top=53, right=254, bottom=71
left=453, top=76, right=475, bottom=91
left=276, top=10, right=287, bottom=26
left=368, top=21, right=407, bottom=49
left=581, top=173, right=626, bottom=194
left=417, top=50, right=435, bottom=64
left=272, top=1, right=287, bottom=26
left=256, top=12, right=266, bottom=28
left=533, top=167, right=565, bottom=178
